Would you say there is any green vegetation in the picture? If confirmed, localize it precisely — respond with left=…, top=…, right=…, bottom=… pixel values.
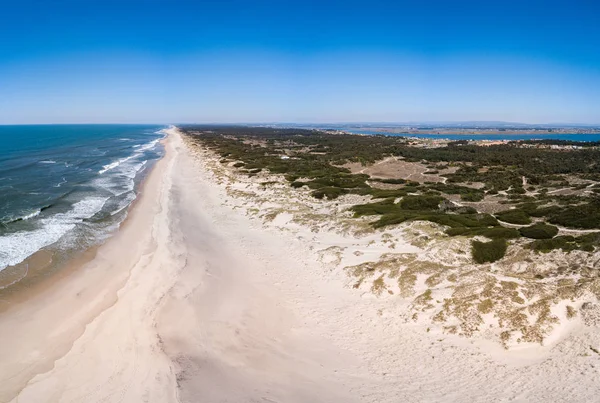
left=371, top=211, right=498, bottom=230
left=546, top=201, right=600, bottom=229
left=311, top=187, right=347, bottom=200
left=426, top=183, right=485, bottom=201
left=181, top=125, right=600, bottom=258
left=519, top=223, right=559, bottom=239
left=495, top=209, right=532, bottom=225
left=399, top=195, right=444, bottom=210
left=528, top=232, right=600, bottom=253
left=472, top=239, right=508, bottom=264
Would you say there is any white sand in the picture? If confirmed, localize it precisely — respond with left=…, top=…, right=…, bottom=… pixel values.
left=1, top=128, right=599, bottom=402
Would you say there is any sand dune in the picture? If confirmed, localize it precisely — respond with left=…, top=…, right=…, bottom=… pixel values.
left=1, top=128, right=599, bottom=402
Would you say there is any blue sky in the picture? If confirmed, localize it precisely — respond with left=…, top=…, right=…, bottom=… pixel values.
left=1, top=0, right=599, bottom=124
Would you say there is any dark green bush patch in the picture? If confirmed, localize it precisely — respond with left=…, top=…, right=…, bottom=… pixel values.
left=372, top=211, right=499, bottom=229
left=495, top=209, right=531, bottom=225
left=528, top=232, right=600, bottom=253
left=352, top=198, right=398, bottom=217
left=472, top=239, right=508, bottom=264
left=546, top=202, right=600, bottom=229
left=311, top=187, right=348, bottom=200
left=399, top=195, right=444, bottom=211
left=519, top=223, right=559, bottom=239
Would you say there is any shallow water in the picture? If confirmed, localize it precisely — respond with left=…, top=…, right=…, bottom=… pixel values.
left=0, top=124, right=165, bottom=271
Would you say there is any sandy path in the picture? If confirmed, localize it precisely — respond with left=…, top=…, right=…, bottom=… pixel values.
left=2, top=129, right=600, bottom=402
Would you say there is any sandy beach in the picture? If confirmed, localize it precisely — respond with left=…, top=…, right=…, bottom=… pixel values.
left=1, top=127, right=599, bottom=403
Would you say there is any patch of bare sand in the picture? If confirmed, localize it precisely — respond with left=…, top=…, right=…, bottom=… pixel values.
left=342, top=157, right=460, bottom=184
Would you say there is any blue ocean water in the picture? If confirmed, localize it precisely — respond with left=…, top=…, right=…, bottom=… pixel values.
left=345, top=130, right=600, bottom=142
left=0, top=125, right=166, bottom=271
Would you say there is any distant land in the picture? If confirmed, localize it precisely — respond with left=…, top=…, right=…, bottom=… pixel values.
left=266, top=121, right=600, bottom=136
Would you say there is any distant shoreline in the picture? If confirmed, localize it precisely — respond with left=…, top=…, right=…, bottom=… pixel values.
left=339, top=129, right=600, bottom=142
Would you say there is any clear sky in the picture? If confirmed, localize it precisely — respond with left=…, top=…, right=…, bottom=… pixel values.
left=1, top=0, right=599, bottom=124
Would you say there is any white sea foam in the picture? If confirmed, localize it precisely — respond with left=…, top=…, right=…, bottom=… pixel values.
left=2, top=209, right=42, bottom=224
left=20, top=210, right=41, bottom=220
left=93, top=156, right=146, bottom=196
left=134, top=139, right=160, bottom=152
left=54, top=177, right=67, bottom=188
left=98, top=154, right=137, bottom=174
left=124, top=160, right=147, bottom=179
left=0, top=196, right=109, bottom=271
left=110, top=192, right=137, bottom=216
left=39, top=160, right=56, bottom=164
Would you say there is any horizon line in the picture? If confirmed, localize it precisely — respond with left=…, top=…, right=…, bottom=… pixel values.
left=2, top=121, right=600, bottom=127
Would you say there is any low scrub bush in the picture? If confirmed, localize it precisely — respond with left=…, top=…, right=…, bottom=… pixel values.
left=495, top=209, right=531, bottom=225
left=311, top=187, right=347, bottom=200
left=528, top=232, right=600, bottom=253
left=460, top=192, right=485, bottom=202
left=519, top=223, right=559, bottom=239
left=472, top=239, right=508, bottom=264
left=547, top=202, right=600, bottom=229
left=399, top=195, right=444, bottom=211
left=372, top=211, right=498, bottom=229
left=370, top=178, right=406, bottom=184
left=352, top=198, right=398, bottom=217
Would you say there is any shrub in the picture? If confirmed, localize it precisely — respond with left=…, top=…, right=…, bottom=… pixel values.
left=352, top=198, right=398, bottom=217
left=450, top=213, right=499, bottom=227
left=495, top=209, right=531, bottom=225
left=547, top=202, right=600, bottom=229
left=528, top=205, right=562, bottom=217
left=461, top=192, right=485, bottom=202
left=372, top=212, right=412, bottom=228
left=233, top=162, right=245, bottom=168
left=427, top=183, right=484, bottom=201
left=457, top=206, right=478, bottom=214
left=290, top=181, right=305, bottom=188
left=472, top=239, right=508, bottom=264
left=508, top=186, right=526, bottom=194
left=370, top=178, right=406, bottom=184
left=528, top=236, right=576, bottom=253
left=368, top=188, right=410, bottom=199
left=399, top=195, right=444, bottom=211
left=311, top=187, right=347, bottom=200
left=372, top=211, right=499, bottom=230
left=519, top=223, right=559, bottom=239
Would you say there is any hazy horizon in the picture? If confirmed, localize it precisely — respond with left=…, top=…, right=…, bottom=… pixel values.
left=2, top=121, right=600, bottom=128
left=2, top=0, right=599, bottom=124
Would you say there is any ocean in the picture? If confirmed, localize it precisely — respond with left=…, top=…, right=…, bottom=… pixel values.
left=0, top=125, right=166, bottom=277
